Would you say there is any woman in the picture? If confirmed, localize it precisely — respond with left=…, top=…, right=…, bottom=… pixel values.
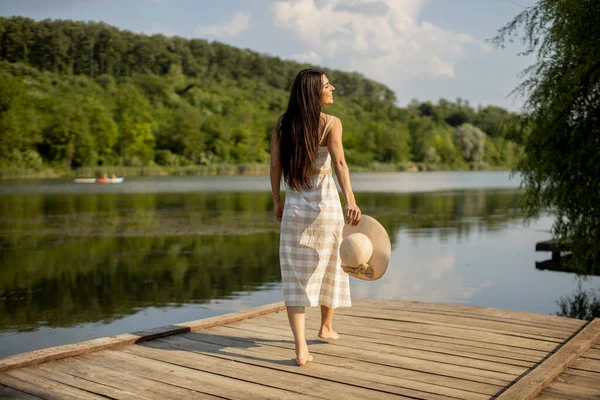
left=270, top=69, right=361, bottom=366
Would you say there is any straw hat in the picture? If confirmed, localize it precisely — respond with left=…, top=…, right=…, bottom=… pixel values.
left=340, top=215, right=391, bottom=281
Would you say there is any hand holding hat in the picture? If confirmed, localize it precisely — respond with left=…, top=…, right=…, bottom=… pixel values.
left=339, top=215, right=391, bottom=281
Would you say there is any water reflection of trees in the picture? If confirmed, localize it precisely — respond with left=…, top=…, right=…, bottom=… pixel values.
left=356, top=190, right=523, bottom=243
left=0, top=188, right=524, bottom=330
left=0, top=234, right=280, bottom=331
left=555, top=282, right=600, bottom=321
left=1, top=190, right=524, bottom=241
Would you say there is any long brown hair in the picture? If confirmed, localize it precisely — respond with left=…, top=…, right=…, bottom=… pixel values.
left=278, top=69, right=324, bottom=191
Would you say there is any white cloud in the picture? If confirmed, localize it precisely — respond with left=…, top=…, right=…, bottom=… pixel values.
left=149, top=24, right=173, bottom=37
left=195, top=12, right=251, bottom=39
left=287, top=50, right=323, bottom=64
left=273, top=0, right=490, bottom=87
left=430, top=256, right=455, bottom=279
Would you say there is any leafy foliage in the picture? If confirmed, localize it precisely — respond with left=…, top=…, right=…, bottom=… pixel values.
left=0, top=17, right=524, bottom=174
left=494, top=0, right=600, bottom=271
left=556, top=282, right=600, bottom=321
left=453, top=123, right=486, bottom=167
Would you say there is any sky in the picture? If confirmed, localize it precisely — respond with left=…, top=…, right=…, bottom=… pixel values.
left=0, top=0, right=537, bottom=110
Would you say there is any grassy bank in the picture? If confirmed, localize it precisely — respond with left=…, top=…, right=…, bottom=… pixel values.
left=0, top=162, right=511, bottom=180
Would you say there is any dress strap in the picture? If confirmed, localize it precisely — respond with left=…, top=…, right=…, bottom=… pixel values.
left=320, top=116, right=334, bottom=144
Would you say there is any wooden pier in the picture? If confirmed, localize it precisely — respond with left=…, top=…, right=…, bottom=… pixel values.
left=0, top=298, right=599, bottom=399
left=535, top=239, right=573, bottom=272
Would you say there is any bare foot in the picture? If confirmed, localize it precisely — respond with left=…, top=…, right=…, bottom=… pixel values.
left=295, top=344, right=313, bottom=366
left=318, top=327, right=340, bottom=340
left=294, top=341, right=313, bottom=366
left=295, top=351, right=314, bottom=366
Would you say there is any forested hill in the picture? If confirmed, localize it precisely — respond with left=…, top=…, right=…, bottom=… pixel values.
left=0, top=16, right=525, bottom=176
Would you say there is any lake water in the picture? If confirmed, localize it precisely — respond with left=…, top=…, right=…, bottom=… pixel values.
left=1, top=171, right=598, bottom=357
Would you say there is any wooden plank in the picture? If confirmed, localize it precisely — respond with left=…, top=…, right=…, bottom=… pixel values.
left=184, top=324, right=505, bottom=396
left=345, top=301, right=578, bottom=333
left=535, top=239, right=571, bottom=252
left=126, top=338, right=408, bottom=399
left=563, top=367, right=600, bottom=379
left=570, top=358, right=600, bottom=373
left=286, top=311, right=560, bottom=352
left=238, top=317, right=537, bottom=368
left=350, top=298, right=584, bottom=329
left=496, top=318, right=600, bottom=400
left=0, top=333, right=141, bottom=373
left=178, top=301, right=286, bottom=332
left=0, top=301, right=285, bottom=372
left=258, top=314, right=543, bottom=365
left=585, top=348, right=600, bottom=360
left=537, top=388, right=586, bottom=399
left=82, top=349, right=316, bottom=400
left=0, top=385, right=42, bottom=399
left=18, top=364, right=153, bottom=400
left=263, top=312, right=550, bottom=358
left=553, top=372, right=600, bottom=390
left=535, top=393, right=569, bottom=400
left=152, top=334, right=481, bottom=400
left=319, top=312, right=564, bottom=348
left=36, top=357, right=219, bottom=400
left=217, top=322, right=529, bottom=376
left=540, top=381, right=600, bottom=399
left=131, top=337, right=478, bottom=400
left=0, top=370, right=105, bottom=399
left=189, top=325, right=515, bottom=384
left=333, top=308, right=570, bottom=340
left=100, top=346, right=409, bottom=400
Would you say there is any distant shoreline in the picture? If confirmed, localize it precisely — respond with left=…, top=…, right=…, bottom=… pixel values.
left=0, top=163, right=513, bottom=180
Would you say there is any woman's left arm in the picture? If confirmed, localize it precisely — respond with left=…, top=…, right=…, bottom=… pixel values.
left=270, top=122, right=283, bottom=222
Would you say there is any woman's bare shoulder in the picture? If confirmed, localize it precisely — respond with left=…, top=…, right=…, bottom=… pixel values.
left=320, top=113, right=339, bottom=125
left=329, top=115, right=342, bottom=129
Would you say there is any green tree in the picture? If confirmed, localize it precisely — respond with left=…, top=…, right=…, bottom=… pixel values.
left=474, top=105, right=512, bottom=139
left=453, top=123, right=486, bottom=166
left=0, top=69, right=42, bottom=168
left=85, top=99, right=118, bottom=165
left=114, top=83, right=155, bottom=166
left=167, top=104, right=206, bottom=163
left=433, top=125, right=463, bottom=167
left=494, top=0, right=600, bottom=271
left=408, top=115, right=437, bottom=163
left=44, top=99, right=95, bottom=169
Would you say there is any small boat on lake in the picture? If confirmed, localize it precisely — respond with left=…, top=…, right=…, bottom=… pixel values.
left=74, top=177, right=125, bottom=183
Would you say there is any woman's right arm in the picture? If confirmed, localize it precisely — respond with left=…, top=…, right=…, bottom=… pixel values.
left=328, top=117, right=361, bottom=226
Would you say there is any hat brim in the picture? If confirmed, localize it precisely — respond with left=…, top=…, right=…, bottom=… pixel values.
left=342, top=215, right=391, bottom=281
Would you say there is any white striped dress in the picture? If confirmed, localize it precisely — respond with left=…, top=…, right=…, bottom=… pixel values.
left=279, top=116, right=352, bottom=308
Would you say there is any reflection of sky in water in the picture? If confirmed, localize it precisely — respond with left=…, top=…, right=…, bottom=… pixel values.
left=350, top=215, right=600, bottom=315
